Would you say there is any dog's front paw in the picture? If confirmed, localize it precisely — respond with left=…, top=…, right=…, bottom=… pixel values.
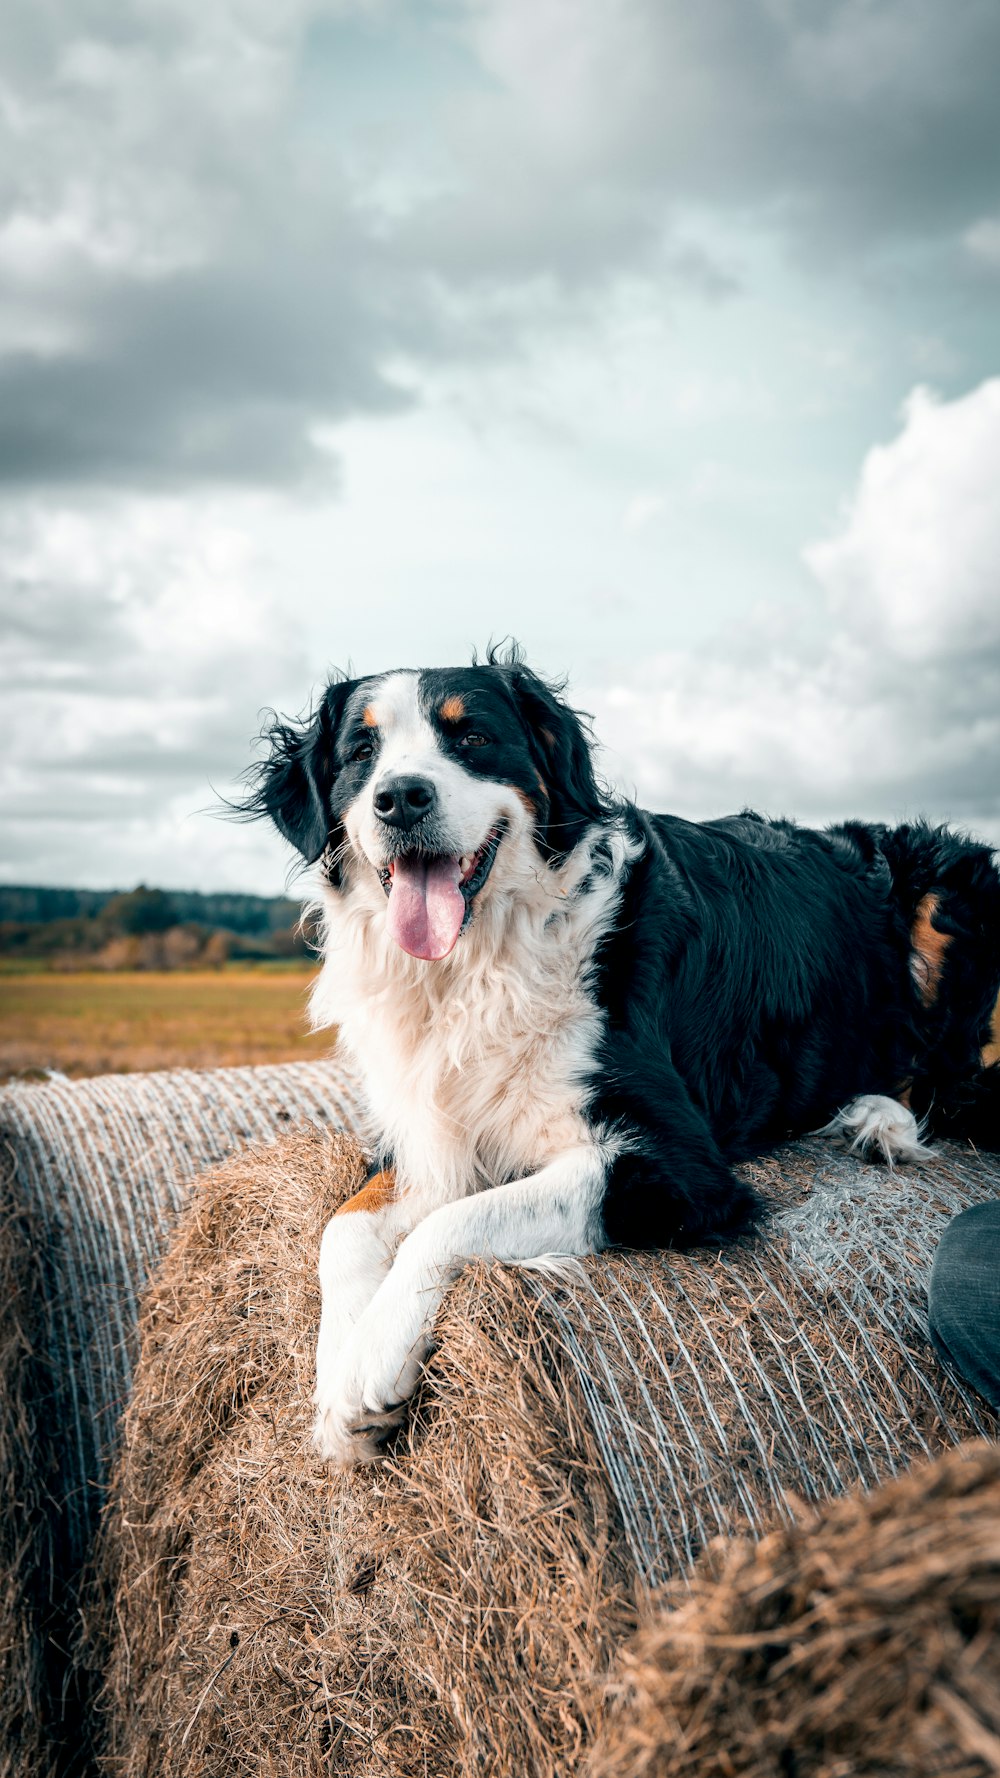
left=311, top=1323, right=431, bottom=1467
left=312, top=1388, right=409, bottom=1466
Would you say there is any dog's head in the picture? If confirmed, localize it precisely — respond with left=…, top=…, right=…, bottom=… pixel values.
left=246, top=652, right=607, bottom=961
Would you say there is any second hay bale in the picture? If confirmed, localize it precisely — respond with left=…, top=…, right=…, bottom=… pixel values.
left=87, top=1128, right=999, bottom=1775
left=590, top=1440, right=1000, bottom=1778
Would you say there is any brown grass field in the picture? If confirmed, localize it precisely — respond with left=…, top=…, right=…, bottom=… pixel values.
left=0, top=967, right=332, bottom=1082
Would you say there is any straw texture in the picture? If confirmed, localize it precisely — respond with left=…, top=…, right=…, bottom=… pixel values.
left=590, top=1440, right=1000, bottom=1778
left=87, top=1125, right=999, bottom=1777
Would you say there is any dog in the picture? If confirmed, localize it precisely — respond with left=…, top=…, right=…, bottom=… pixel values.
left=243, top=644, right=1000, bottom=1465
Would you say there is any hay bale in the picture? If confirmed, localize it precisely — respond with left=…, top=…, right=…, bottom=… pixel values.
left=589, top=1440, right=1000, bottom=1778
left=0, top=1061, right=362, bottom=1778
left=86, top=1127, right=638, bottom=1776
left=87, top=1129, right=999, bottom=1777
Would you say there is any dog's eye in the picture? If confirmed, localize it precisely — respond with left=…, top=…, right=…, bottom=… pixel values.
left=459, top=732, right=491, bottom=749
left=350, top=740, right=375, bottom=763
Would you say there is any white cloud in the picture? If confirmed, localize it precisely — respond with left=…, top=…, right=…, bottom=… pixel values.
left=0, top=496, right=315, bottom=891
left=589, top=379, right=1000, bottom=844
left=804, top=380, right=1000, bottom=661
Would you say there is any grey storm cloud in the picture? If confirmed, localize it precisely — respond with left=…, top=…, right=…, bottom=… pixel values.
left=629, top=0, right=1000, bottom=248
left=0, top=251, right=413, bottom=488
left=3, top=0, right=1000, bottom=492
left=389, top=0, right=1000, bottom=280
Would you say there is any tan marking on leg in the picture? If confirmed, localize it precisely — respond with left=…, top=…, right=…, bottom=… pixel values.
left=911, top=892, right=953, bottom=1007
left=439, top=694, right=465, bottom=722
left=898, top=1081, right=913, bottom=1109
left=983, top=987, right=1000, bottom=1068
left=361, top=705, right=378, bottom=728
left=335, top=1169, right=396, bottom=1216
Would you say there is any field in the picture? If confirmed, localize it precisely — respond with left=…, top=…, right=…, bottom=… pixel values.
left=0, top=966, right=332, bottom=1082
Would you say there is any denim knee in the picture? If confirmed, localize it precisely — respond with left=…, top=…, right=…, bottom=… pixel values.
left=928, top=1201, right=1000, bottom=1410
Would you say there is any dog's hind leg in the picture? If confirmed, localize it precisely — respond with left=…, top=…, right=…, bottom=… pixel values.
left=820, top=1093, right=933, bottom=1165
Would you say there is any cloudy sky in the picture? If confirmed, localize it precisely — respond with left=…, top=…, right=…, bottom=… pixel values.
left=3, top=0, right=999, bottom=894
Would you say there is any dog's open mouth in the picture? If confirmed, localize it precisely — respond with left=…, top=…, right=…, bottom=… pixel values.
left=377, top=824, right=505, bottom=961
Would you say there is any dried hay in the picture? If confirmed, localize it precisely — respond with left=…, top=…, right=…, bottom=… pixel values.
left=85, top=1128, right=638, bottom=1775
left=589, top=1439, right=1000, bottom=1778
left=87, top=1127, right=999, bottom=1777
left=0, top=1061, right=362, bottom=1778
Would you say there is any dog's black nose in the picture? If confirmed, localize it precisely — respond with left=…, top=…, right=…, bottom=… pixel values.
left=373, top=774, right=437, bottom=831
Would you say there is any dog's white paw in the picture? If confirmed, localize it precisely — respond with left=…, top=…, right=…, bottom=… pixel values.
left=311, top=1319, right=431, bottom=1467
left=312, top=1390, right=409, bottom=1467
left=821, top=1093, right=932, bottom=1165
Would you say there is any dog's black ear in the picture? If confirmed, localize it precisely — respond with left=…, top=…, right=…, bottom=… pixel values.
left=243, top=680, right=353, bottom=864
left=504, top=657, right=610, bottom=859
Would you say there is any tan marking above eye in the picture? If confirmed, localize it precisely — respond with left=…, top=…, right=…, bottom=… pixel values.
left=439, top=695, right=465, bottom=722
left=910, top=892, right=953, bottom=1008
left=334, top=1168, right=397, bottom=1217
left=361, top=705, right=378, bottom=728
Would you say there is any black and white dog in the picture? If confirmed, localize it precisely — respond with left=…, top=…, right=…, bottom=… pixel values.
left=245, top=646, right=1000, bottom=1464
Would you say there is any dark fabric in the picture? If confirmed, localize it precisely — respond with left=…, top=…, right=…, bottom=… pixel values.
left=928, top=1200, right=1000, bottom=1409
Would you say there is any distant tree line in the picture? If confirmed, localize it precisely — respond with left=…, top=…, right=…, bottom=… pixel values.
left=0, top=885, right=317, bottom=970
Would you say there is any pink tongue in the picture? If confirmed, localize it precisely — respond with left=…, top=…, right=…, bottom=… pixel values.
left=386, top=854, right=466, bottom=960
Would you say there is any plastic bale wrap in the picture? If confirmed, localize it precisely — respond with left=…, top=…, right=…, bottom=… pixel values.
left=589, top=1440, right=1000, bottom=1778
left=86, top=1128, right=999, bottom=1777
left=0, top=1062, right=363, bottom=1777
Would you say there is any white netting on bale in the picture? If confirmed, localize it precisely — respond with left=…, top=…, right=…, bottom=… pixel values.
left=529, top=1137, right=1000, bottom=1587
left=2, top=1060, right=363, bottom=1557
left=0, top=1059, right=364, bottom=1777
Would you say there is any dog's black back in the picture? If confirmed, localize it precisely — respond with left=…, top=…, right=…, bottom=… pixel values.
left=591, top=805, right=1000, bottom=1246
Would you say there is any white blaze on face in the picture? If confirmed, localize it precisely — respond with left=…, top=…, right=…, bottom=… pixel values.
left=342, top=672, right=528, bottom=963
left=358, top=671, right=430, bottom=780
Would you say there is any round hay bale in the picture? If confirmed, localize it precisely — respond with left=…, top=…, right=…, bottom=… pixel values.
left=0, top=1061, right=362, bottom=1778
left=589, top=1439, right=1000, bottom=1778
left=86, top=1129, right=999, bottom=1777
left=85, top=1127, right=639, bottom=1776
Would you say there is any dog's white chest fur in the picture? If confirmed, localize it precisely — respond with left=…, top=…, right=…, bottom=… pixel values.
left=309, top=824, right=636, bottom=1214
